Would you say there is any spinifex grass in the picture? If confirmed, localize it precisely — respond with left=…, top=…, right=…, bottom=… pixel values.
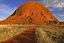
left=36, top=25, right=64, bottom=43
left=0, top=24, right=64, bottom=43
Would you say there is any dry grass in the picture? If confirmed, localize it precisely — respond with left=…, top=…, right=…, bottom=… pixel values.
left=0, top=24, right=36, bottom=42
left=0, top=24, right=64, bottom=43
left=36, top=25, right=64, bottom=43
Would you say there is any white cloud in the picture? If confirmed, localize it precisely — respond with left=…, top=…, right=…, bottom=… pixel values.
left=0, top=4, right=16, bottom=21
left=58, top=14, right=64, bottom=19
left=43, top=0, right=64, bottom=8
left=59, top=14, right=64, bottom=16
left=0, top=18, right=6, bottom=21
left=56, top=2, right=64, bottom=8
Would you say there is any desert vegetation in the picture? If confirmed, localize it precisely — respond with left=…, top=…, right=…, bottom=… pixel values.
left=0, top=24, right=36, bottom=42
left=0, top=24, right=64, bottom=43
left=36, top=25, right=64, bottom=43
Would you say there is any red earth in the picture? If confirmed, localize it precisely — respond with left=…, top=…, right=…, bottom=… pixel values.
left=1, top=28, right=37, bottom=43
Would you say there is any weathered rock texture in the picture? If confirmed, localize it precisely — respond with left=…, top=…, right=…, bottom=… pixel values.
left=0, top=2, right=59, bottom=25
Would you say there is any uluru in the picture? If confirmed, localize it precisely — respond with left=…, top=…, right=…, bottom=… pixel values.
left=0, top=1, right=59, bottom=25
left=0, top=1, right=64, bottom=43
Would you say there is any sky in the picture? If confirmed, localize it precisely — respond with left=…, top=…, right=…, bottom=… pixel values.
left=0, top=0, right=64, bottom=22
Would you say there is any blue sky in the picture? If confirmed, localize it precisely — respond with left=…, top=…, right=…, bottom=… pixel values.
left=0, top=0, right=64, bottom=22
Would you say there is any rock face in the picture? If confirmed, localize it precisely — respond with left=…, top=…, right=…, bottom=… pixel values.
left=0, top=2, right=59, bottom=25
